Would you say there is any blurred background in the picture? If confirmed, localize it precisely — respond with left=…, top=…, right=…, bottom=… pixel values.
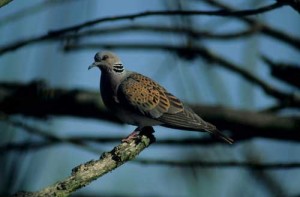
left=1, top=0, right=300, bottom=196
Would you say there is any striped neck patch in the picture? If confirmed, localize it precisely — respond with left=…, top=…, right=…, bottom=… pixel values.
left=113, top=63, right=124, bottom=73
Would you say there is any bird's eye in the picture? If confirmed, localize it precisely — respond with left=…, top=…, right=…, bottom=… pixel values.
left=102, top=55, right=109, bottom=60
left=94, top=53, right=101, bottom=62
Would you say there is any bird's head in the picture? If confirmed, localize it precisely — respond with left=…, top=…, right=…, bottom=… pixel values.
left=88, top=51, right=124, bottom=73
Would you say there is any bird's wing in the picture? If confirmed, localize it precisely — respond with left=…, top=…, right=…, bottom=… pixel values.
left=159, top=105, right=233, bottom=144
left=118, top=73, right=233, bottom=144
left=158, top=104, right=212, bottom=130
left=117, top=73, right=184, bottom=118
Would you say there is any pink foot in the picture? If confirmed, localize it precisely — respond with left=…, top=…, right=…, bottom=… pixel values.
left=121, top=129, right=140, bottom=143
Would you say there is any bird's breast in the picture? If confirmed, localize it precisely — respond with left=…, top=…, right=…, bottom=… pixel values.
left=100, top=74, right=120, bottom=109
left=114, top=107, right=162, bottom=127
left=100, top=72, right=162, bottom=127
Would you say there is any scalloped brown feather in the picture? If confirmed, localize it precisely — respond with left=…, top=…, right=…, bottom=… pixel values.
left=118, top=73, right=233, bottom=144
left=118, top=73, right=184, bottom=118
left=92, top=51, right=233, bottom=144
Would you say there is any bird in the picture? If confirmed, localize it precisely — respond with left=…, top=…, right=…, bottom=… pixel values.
left=88, top=51, right=233, bottom=144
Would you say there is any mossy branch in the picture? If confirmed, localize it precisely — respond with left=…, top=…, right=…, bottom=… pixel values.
left=12, top=127, right=155, bottom=197
left=0, top=0, right=13, bottom=8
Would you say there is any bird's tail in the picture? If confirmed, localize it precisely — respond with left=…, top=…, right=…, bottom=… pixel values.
left=159, top=109, right=234, bottom=144
left=205, top=127, right=234, bottom=144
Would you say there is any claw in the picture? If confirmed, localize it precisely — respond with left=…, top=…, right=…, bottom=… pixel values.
left=121, top=127, right=141, bottom=143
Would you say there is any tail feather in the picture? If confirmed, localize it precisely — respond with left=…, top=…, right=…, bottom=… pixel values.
left=202, top=121, right=234, bottom=144
left=158, top=106, right=234, bottom=144
left=205, top=128, right=234, bottom=144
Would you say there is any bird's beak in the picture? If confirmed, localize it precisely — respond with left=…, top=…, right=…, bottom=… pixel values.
left=88, top=62, right=99, bottom=70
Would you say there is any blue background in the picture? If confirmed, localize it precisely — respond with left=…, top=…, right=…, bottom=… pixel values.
left=1, top=0, right=300, bottom=196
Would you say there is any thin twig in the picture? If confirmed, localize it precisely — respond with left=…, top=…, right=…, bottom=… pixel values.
left=261, top=54, right=300, bottom=89
left=0, top=2, right=291, bottom=55
left=64, top=42, right=300, bottom=107
left=0, top=137, right=232, bottom=153
left=277, top=0, right=300, bottom=13
left=64, top=25, right=261, bottom=40
left=1, top=116, right=101, bottom=154
left=204, top=0, right=300, bottom=51
left=260, top=103, right=291, bottom=113
left=46, top=2, right=283, bottom=36
left=135, top=158, right=300, bottom=170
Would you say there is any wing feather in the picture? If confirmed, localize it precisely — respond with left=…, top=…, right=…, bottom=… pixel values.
left=117, top=73, right=233, bottom=144
left=159, top=104, right=233, bottom=144
left=117, top=73, right=183, bottom=118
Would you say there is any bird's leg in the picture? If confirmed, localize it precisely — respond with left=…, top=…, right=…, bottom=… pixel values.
left=122, top=126, right=143, bottom=143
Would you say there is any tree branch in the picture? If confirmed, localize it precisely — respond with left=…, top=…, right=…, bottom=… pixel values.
left=0, top=24, right=262, bottom=55
left=64, top=43, right=300, bottom=108
left=204, top=0, right=300, bottom=51
left=190, top=104, right=300, bottom=141
left=12, top=127, right=155, bottom=197
left=0, top=0, right=13, bottom=8
left=44, top=2, right=284, bottom=37
left=1, top=81, right=300, bottom=142
left=136, top=158, right=300, bottom=170
left=277, top=0, right=300, bottom=13
left=0, top=116, right=101, bottom=154
left=260, top=103, right=293, bottom=113
left=65, top=25, right=261, bottom=40
left=261, top=55, right=300, bottom=89
left=0, top=80, right=122, bottom=123
left=0, top=2, right=294, bottom=55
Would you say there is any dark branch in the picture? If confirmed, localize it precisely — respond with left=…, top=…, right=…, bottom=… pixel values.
left=261, top=55, right=300, bottom=89
left=190, top=104, right=300, bottom=141
left=64, top=43, right=300, bottom=108
left=1, top=81, right=300, bottom=142
left=204, top=0, right=300, bottom=51
left=135, top=159, right=300, bottom=170
left=65, top=25, right=261, bottom=40
left=0, top=25, right=261, bottom=56
left=260, top=103, right=293, bottom=113
left=0, top=116, right=101, bottom=154
left=0, top=136, right=232, bottom=153
left=0, top=2, right=295, bottom=55
left=45, top=2, right=284, bottom=36
left=277, top=0, right=300, bottom=13
left=0, top=80, right=122, bottom=123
